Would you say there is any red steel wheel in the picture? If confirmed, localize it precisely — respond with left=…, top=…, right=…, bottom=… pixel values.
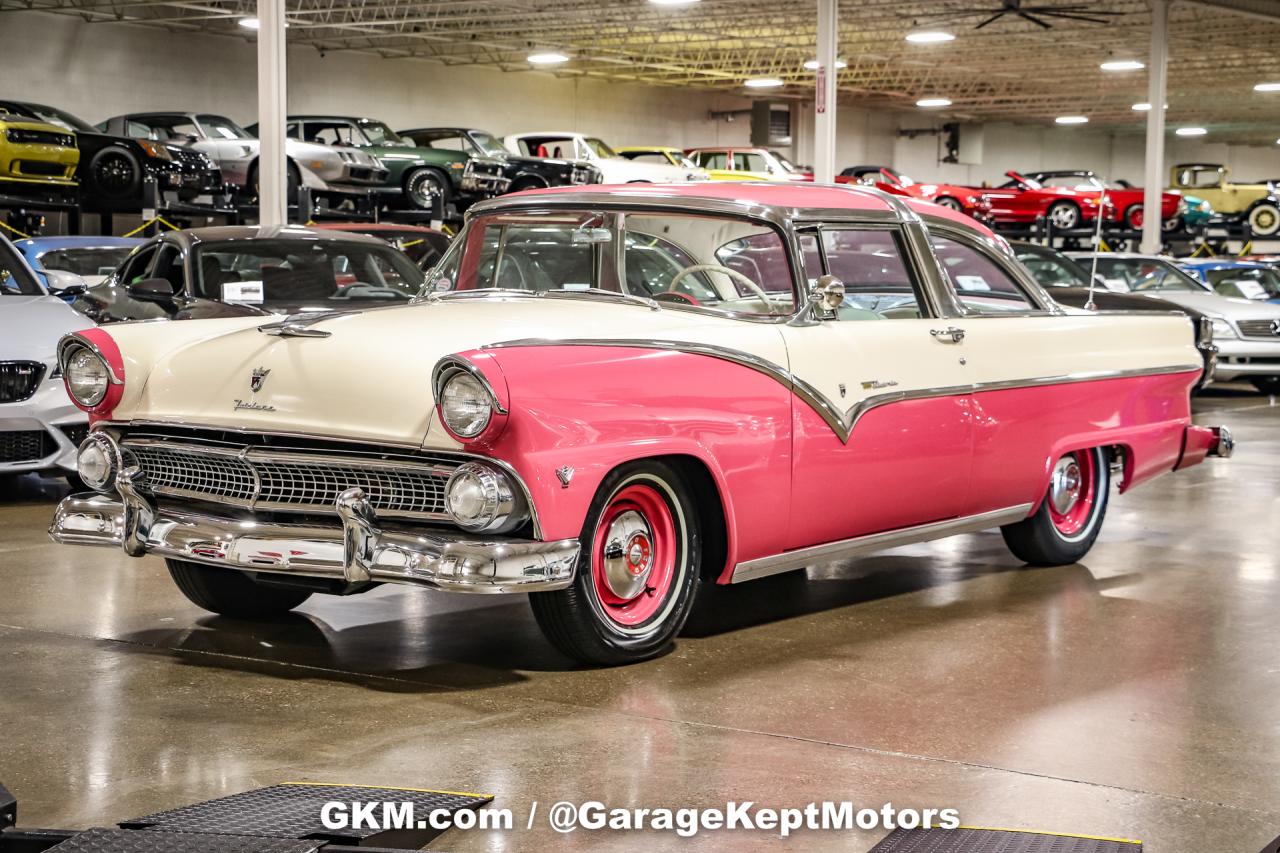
left=1046, top=451, right=1097, bottom=538
left=1000, top=447, right=1110, bottom=566
left=590, top=484, right=677, bottom=626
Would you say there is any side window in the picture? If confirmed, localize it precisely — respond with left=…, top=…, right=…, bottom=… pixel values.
left=931, top=235, right=1038, bottom=313
left=118, top=245, right=159, bottom=284
left=285, top=123, right=301, bottom=140
left=151, top=245, right=186, bottom=293
left=426, top=135, right=466, bottom=151
left=821, top=229, right=922, bottom=320
left=700, top=152, right=728, bottom=169
left=738, top=153, right=768, bottom=172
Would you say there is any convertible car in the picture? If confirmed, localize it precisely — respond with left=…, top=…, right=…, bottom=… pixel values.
left=837, top=165, right=991, bottom=221
left=48, top=184, right=1229, bottom=665
left=1026, top=170, right=1183, bottom=230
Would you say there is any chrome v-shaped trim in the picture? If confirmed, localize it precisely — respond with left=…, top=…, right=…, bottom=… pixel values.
left=481, top=337, right=1200, bottom=445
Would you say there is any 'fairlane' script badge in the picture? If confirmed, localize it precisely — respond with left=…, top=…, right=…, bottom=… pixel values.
left=234, top=399, right=277, bottom=412
left=861, top=379, right=899, bottom=390
left=250, top=366, right=271, bottom=393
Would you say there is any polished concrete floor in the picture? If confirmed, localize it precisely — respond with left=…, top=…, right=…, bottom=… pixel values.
left=1, top=386, right=1277, bottom=852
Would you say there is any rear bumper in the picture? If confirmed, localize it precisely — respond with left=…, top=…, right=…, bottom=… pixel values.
left=1177, top=424, right=1233, bottom=470
left=49, top=480, right=580, bottom=594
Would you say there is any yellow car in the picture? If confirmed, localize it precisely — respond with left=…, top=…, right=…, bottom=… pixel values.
left=614, top=146, right=712, bottom=180
left=1170, top=163, right=1280, bottom=237
left=0, top=112, right=78, bottom=191
left=685, top=147, right=807, bottom=182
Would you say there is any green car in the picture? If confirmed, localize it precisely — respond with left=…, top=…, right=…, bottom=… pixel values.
left=1181, top=193, right=1214, bottom=229
left=274, top=115, right=508, bottom=211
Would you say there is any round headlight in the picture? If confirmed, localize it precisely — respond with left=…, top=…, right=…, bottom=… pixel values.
left=440, top=371, right=493, bottom=439
left=445, top=461, right=523, bottom=533
left=66, top=346, right=110, bottom=407
left=76, top=434, right=117, bottom=492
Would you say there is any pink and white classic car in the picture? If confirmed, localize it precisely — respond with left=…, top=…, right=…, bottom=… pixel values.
left=49, top=183, right=1231, bottom=664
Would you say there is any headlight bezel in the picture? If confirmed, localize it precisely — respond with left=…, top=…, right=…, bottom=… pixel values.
left=432, top=356, right=508, bottom=443
left=65, top=344, right=111, bottom=407
left=57, top=335, right=124, bottom=417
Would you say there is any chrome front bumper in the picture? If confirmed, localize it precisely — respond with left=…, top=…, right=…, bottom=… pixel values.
left=49, top=479, right=579, bottom=594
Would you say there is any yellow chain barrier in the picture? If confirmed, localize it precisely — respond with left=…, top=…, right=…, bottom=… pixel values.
left=1237, top=240, right=1253, bottom=257
left=0, top=221, right=32, bottom=240
left=122, top=216, right=182, bottom=238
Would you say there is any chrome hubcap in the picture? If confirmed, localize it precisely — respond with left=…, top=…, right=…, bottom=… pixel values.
left=1049, top=456, right=1083, bottom=515
left=1051, top=207, right=1077, bottom=228
left=601, top=510, right=654, bottom=600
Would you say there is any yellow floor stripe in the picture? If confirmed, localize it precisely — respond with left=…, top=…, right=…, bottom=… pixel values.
left=960, top=825, right=1141, bottom=845
left=283, top=781, right=492, bottom=799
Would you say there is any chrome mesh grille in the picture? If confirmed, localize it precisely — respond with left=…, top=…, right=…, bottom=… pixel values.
left=122, top=439, right=456, bottom=520
left=1237, top=320, right=1280, bottom=338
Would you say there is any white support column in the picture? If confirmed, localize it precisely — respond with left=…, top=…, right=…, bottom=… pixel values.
left=813, top=0, right=838, bottom=184
left=1141, top=0, right=1168, bottom=254
left=256, top=0, right=288, bottom=226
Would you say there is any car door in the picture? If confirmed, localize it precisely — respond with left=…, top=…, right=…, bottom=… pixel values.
left=778, top=224, right=975, bottom=550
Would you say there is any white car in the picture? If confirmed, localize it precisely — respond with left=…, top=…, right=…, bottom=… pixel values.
left=502, top=132, right=706, bottom=183
left=0, top=235, right=91, bottom=481
left=1070, top=251, right=1280, bottom=394
left=97, top=112, right=389, bottom=194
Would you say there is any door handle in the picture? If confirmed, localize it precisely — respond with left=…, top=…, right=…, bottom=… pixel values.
left=930, top=326, right=966, bottom=343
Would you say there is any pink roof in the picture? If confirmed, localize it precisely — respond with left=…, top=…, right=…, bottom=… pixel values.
left=509, top=181, right=995, bottom=238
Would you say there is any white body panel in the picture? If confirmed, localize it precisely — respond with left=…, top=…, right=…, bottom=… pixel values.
left=502, top=132, right=703, bottom=183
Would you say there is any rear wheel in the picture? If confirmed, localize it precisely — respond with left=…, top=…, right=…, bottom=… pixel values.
left=167, top=558, right=311, bottom=618
left=1000, top=447, right=1110, bottom=566
left=529, top=461, right=702, bottom=665
left=1046, top=201, right=1082, bottom=231
left=404, top=167, right=450, bottom=210
left=1125, top=204, right=1144, bottom=229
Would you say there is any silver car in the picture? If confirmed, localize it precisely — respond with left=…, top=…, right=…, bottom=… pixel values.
left=1070, top=251, right=1280, bottom=394
left=0, top=235, right=91, bottom=481
left=97, top=112, right=389, bottom=194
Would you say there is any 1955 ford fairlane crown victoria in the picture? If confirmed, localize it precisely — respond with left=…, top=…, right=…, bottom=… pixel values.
left=48, top=183, right=1231, bottom=664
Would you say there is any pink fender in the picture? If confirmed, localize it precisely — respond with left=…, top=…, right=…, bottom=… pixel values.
left=461, top=346, right=794, bottom=580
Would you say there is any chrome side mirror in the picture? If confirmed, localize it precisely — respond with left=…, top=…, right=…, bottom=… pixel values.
left=809, top=274, right=846, bottom=318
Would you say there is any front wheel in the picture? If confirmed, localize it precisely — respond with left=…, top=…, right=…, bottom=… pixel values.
left=1248, top=203, right=1280, bottom=237
left=1046, top=201, right=1082, bottom=231
left=404, top=168, right=450, bottom=211
left=934, top=196, right=963, bottom=211
left=167, top=558, right=311, bottom=618
left=1000, top=447, right=1110, bottom=566
left=529, top=461, right=702, bottom=665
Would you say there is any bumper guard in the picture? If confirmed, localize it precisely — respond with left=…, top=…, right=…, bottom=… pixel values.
left=49, top=470, right=579, bottom=594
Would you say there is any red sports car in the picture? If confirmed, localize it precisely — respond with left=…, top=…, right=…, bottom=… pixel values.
left=1027, top=170, right=1183, bottom=230
left=972, top=171, right=1114, bottom=230
left=837, top=165, right=991, bottom=220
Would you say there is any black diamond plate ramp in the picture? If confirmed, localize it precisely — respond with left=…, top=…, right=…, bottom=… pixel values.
left=120, top=783, right=492, bottom=848
left=870, top=827, right=1142, bottom=852
left=44, top=828, right=324, bottom=853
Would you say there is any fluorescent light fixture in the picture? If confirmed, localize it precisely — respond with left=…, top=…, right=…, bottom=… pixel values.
left=1100, top=59, right=1144, bottom=71
left=1132, top=102, right=1152, bottom=111
left=528, top=52, right=571, bottom=65
left=1176, top=126, right=1207, bottom=136
left=916, top=97, right=952, bottom=108
left=1254, top=82, right=1280, bottom=92
left=744, top=77, right=785, bottom=88
left=649, top=0, right=700, bottom=5
left=905, top=30, right=955, bottom=43
left=238, top=17, right=260, bottom=28
left=1055, top=115, right=1089, bottom=125
left=804, top=59, right=848, bottom=70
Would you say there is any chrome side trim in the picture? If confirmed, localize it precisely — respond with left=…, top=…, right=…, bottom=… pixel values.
left=731, top=504, right=1035, bottom=583
left=481, top=337, right=1201, bottom=444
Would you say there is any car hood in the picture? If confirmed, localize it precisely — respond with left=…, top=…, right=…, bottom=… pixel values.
left=1147, top=290, right=1280, bottom=319
left=0, top=295, right=95, bottom=363
left=111, top=297, right=789, bottom=448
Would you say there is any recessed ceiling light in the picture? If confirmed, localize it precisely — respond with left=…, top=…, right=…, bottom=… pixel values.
left=1055, top=115, right=1089, bottom=125
left=744, top=77, right=785, bottom=88
left=1176, top=126, right=1207, bottom=136
left=804, top=59, right=848, bottom=70
left=1254, top=82, right=1280, bottom=92
left=1100, top=59, right=1144, bottom=71
left=916, top=97, right=952, bottom=108
left=905, top=30, right=955, bottom=43
left=528, top=52, right=571, bottom=65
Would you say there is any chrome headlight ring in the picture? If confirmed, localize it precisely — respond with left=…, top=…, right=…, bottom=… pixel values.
left=432, top=356, right=508, bottom=442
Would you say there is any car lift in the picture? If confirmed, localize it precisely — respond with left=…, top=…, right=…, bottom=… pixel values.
left=0, top=783, right=491, bottom=853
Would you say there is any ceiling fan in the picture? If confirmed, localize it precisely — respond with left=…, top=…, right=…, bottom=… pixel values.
left=928, top=1, right=1123, bottom=29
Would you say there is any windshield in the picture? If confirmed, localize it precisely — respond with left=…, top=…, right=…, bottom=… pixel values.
left=769, top=151, right=800, bottom=172
left=1, top=242, right=41, bottom=295
left=193, top=238, right=424, bottom=305
left=1091, top=257, right=1207, bottom=293
left=37, top=246, right=134, bottom=278
left=584, top=137, right=618, bottom=158
left=1014, top=247, right=1091, bottom=287
left=1204, top=266, right=1280, bottom=300
left=11, top=103, right=95, bottom=133
left=358, top=120, right=409, bottom=146
left=198, top=115, right=253, bottom=140
left=425, top=210, right=796, bottom=317
left=468, top=130, right=508, bottom=158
